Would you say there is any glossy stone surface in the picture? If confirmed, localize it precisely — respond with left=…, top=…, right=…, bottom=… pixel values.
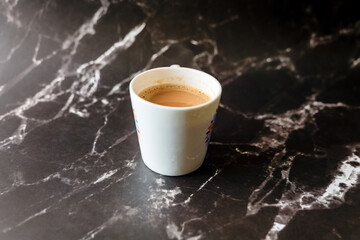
left=0, top=1, right=359, bottom=239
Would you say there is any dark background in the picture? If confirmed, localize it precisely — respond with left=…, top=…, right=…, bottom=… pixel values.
left=0, top=1, right=360, bottom=239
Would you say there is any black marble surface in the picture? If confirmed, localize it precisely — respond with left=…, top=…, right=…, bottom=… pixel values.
left=1, top=1, right=360, bottom=239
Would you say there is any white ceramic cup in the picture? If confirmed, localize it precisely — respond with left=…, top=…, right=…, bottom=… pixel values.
left=129, top=65, right=222, bottom=176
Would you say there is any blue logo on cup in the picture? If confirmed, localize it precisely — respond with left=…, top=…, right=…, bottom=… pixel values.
left=205, top=110, right=217, bottom=146
left=133, top=108, right=140, bottom=139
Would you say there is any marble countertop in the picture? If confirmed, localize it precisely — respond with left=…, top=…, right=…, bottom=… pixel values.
left=1, top=1, right=360, bottom=239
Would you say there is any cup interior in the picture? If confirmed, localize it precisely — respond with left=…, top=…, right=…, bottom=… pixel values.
left=131, top=66, right=221, bottom=100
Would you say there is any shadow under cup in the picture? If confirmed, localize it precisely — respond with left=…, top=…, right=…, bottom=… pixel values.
left=129, top=66, right=222, bottom=176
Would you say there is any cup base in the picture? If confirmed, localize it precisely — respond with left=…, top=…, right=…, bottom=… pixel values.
left=142, top=159, right=203, bottom=176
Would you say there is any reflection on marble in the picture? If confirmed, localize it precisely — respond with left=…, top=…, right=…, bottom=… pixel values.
left=0, top=0, right=359, bottom=239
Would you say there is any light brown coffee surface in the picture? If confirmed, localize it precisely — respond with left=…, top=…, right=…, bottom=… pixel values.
left=139, top=84, right=211, bottom=107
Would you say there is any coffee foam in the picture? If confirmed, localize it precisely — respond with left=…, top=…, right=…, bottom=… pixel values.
left=139, top=83, right=211, bottom=107
left=139, top=84, right=210, bottom=101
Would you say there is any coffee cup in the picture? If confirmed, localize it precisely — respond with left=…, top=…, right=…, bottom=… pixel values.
left=129, top=65, right=222, bottom=176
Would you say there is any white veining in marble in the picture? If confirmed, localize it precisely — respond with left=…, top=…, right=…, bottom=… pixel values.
left=183, top=168, right=222, bottom=205
left=1, top=2, right=359, bottom=240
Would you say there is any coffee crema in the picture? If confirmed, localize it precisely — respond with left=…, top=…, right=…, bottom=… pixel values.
left=139, top=83, right=211, bottom=107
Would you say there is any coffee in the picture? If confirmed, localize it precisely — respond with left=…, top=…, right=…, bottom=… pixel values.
left=139, top=84, right=211, bottom=107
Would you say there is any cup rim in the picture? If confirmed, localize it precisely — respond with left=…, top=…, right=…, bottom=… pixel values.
left=129, top=66, right=222, bottom=111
